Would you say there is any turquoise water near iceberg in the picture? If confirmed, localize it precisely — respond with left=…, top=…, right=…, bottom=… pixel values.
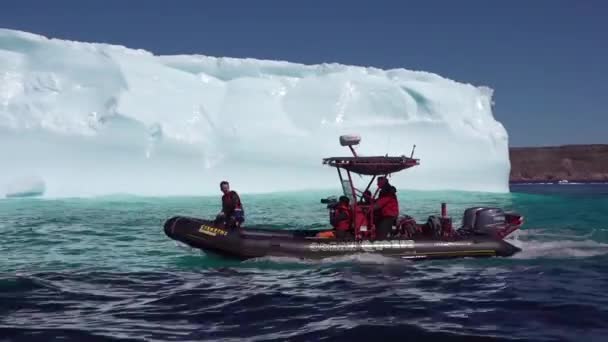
left=1, top=184, right=608, bottom=341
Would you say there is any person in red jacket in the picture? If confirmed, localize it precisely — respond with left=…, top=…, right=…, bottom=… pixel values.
left=330, top=196, right=353, bottom=239
left=358, top=190, right=373, bottom=206
left=216, top=180, right=245, bottom=229
left=373, top=176, right=399, bottom=239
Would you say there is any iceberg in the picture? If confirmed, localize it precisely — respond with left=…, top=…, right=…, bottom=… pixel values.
left=0, top=29, right=510, bottom=197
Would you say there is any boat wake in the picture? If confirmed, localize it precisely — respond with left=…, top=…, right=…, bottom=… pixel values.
left=245, top=253, right=406, bottom=266
left=507, top=229, right=608, bottom=259
left=174, top=240, right=404, bottom=266
left=173, top=227, right=608, bottom=265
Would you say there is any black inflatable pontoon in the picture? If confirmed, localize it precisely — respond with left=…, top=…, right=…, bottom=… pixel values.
left=164, top=215, right=522, bottom=260
left=163, top=135, right=524, bottom=260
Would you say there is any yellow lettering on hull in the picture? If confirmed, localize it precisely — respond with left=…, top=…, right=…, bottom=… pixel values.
left=198, top=225, right=228, bottom=237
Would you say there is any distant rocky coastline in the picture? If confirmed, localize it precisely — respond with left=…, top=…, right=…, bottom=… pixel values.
left=509, top=144, right=608, bottom=183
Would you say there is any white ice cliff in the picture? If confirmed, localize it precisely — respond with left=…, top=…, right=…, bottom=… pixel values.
left=0, top=29, right=510, bottom=197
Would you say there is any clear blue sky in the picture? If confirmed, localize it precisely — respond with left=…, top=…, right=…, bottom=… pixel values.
left=2, top=0, right=606, bottom=147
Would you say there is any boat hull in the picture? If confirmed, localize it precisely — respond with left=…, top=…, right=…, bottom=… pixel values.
left=164, top=216, right=521, bottom=260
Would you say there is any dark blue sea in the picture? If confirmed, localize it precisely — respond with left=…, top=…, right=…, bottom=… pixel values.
left=2, top=184, right=608, bottom=341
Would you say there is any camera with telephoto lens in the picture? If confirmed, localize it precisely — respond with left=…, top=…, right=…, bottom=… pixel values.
left=320, top=196, right=338, bottom=208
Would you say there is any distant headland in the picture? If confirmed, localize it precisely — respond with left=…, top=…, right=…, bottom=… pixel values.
left=509, top=144, right=608, bottom=183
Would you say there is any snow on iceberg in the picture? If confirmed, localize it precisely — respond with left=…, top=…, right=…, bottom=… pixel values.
left=0, top=29, right=510, bottom=197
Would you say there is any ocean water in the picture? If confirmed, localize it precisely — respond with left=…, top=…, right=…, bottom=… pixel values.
left=2, top=184, right=608, bottom=341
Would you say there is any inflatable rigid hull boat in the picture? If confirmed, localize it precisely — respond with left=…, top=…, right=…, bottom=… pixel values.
left=164, top=215, right=522, bottom=260
left=163, top=134, right=524, bottom=260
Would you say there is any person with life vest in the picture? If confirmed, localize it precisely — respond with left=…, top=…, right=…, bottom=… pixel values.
left=317, top=195, right=353, bottom=239
left=216, top=181, right=245, bottom=229
left=373, top=176, right=399, bottom=239
left=358, top=190, right=372, bottom=206
left=331, top=195, right=353, bottom=238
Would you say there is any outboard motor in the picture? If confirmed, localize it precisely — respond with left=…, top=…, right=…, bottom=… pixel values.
left=460, top=207, right=507, bottom=238
left=461, top=207, right=487, bottom=230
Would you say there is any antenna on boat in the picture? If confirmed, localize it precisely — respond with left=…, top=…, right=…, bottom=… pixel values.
left=410, top=144, right=416, bottom=158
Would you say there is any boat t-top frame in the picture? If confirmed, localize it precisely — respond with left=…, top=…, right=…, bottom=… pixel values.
left=322, top=135, right=419, bottom=239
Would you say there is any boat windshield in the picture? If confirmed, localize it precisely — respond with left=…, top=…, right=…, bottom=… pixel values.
left=341, top=179, right=354, bottom=202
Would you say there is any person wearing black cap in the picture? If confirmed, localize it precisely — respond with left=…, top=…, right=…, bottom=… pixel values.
left=216, top=181, right=245, bottom=228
